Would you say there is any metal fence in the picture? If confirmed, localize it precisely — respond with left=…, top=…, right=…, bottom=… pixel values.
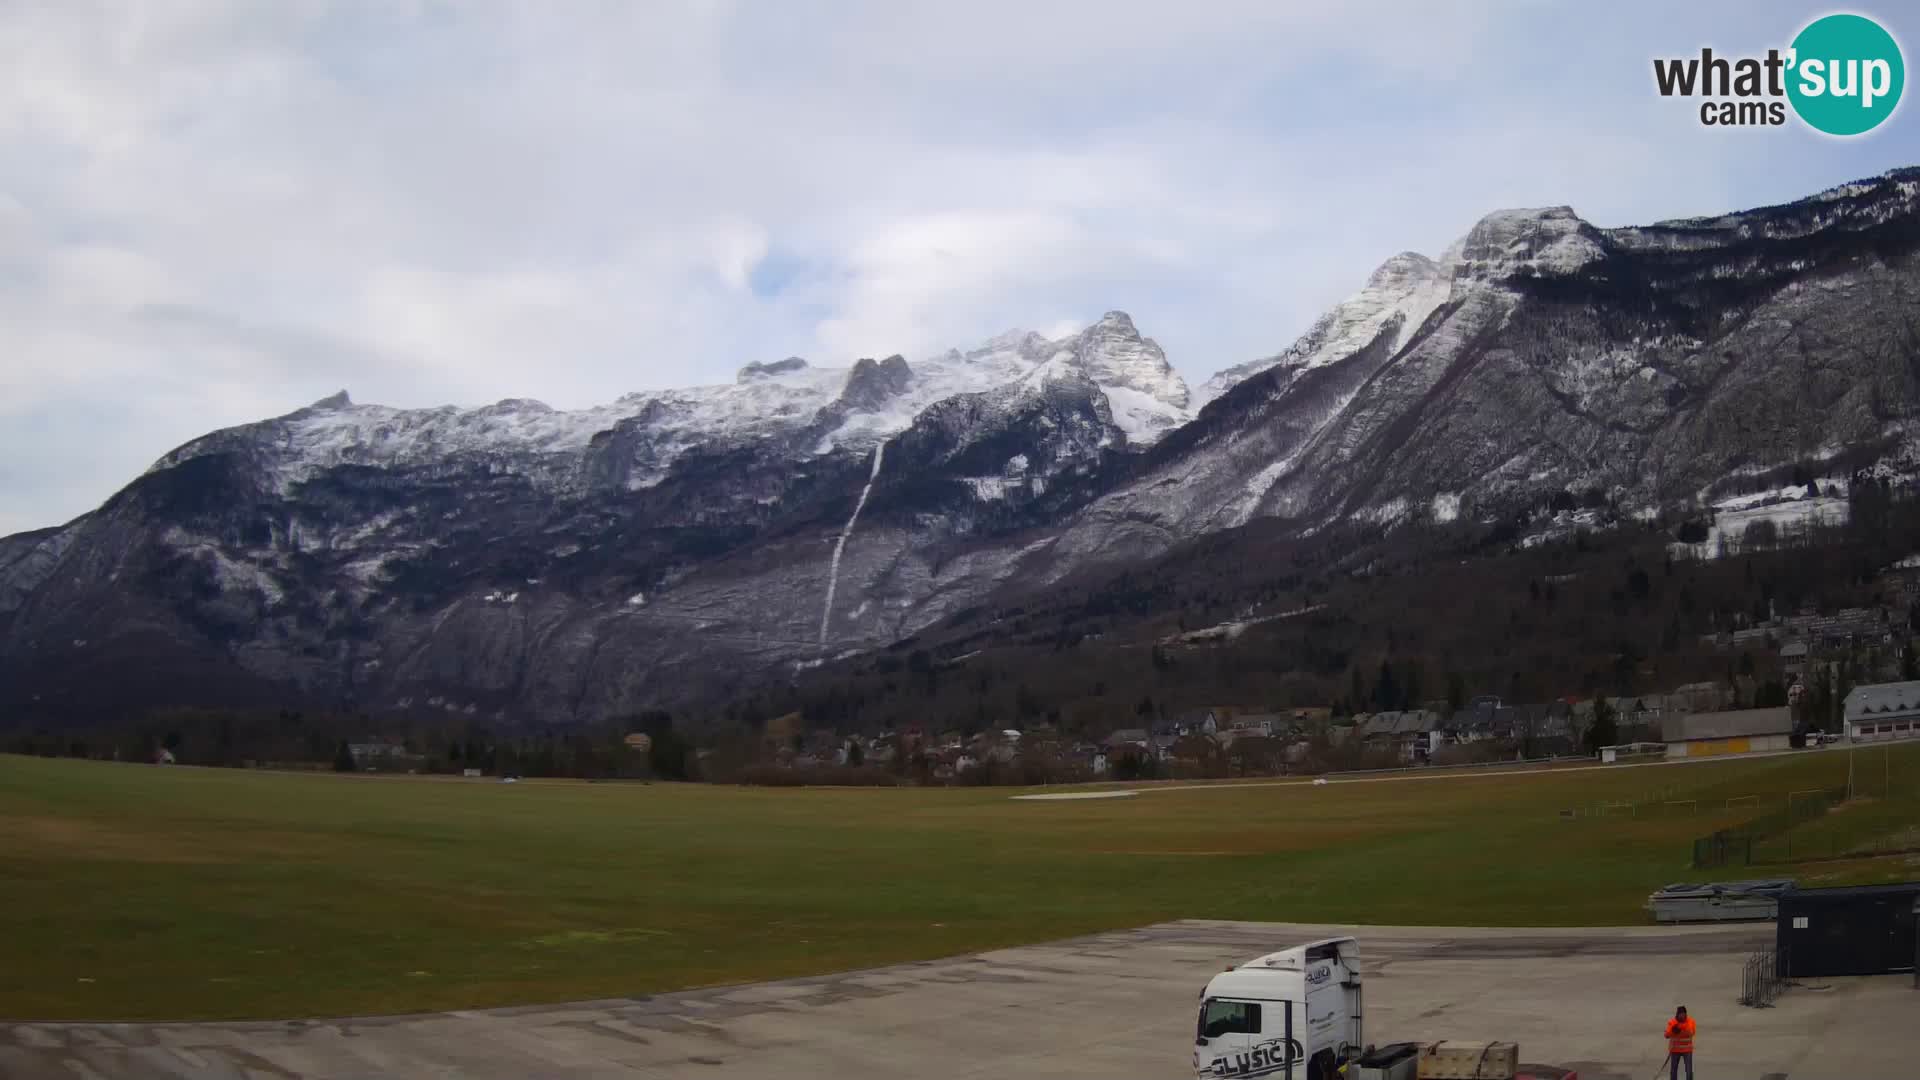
left=1561, top=783, right=1690, bottom=819
left=1690, top=786, right=1848, bottom=868
left=1739, top=946, right=1786, bottom=1007
left=1748, top=823, right=1920, bottom=865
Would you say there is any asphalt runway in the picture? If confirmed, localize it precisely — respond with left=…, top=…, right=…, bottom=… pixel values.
left=6, top=919, right=1911, bottom=1079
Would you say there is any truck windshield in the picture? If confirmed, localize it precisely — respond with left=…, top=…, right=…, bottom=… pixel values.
left=1197, top=998, right=1261, bottom=1039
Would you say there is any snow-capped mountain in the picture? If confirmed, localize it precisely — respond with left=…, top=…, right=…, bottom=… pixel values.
left=0, top=311, right=1187, bottom=718
left=145, top=312, right=1191, bottom=500
left=1045, top=170, right=1920, bottom=573
left=1194, top=250, right=1452, bottom=409
left=8, top=168, right=1920, bottom=721
left=1192, top=205, right=1605, bottom=409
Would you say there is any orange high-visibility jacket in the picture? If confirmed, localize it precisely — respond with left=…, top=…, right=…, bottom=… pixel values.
left=1665, top=1016, right=1696, bottom=1054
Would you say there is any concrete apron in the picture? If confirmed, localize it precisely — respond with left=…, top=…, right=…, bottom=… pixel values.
left=4, top=921, right=1909, bottom=1079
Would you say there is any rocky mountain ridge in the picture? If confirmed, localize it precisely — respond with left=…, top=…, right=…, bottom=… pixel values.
left=7, top=168, right=1920, bottom=722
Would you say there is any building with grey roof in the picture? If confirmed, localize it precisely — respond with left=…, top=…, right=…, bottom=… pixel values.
left=1843, top=681, right=1920, bottom=744
left=1662, top=707, right=1793, bottom=758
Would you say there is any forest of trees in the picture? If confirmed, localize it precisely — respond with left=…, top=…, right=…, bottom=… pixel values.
left=700, top=471, right=1920, bottom=749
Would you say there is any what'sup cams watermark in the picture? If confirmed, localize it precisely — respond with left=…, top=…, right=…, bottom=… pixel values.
left=1654, top=12, right=1904, bottom=135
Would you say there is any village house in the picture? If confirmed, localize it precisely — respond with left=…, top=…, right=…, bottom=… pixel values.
left=1350, top=710, right=1443, bottom=761
left=1844, top=680, right=1920, bottom=744
left=1609, top=696, right=1662, bottom=741
left=348, top=738, right=410, bottom=765
left=1289, top=706, right=1334, bottom=728
left=972, top=728, right=1017, bottom=758
left=1396, top=709, right=1445, bottom=761
left=1172, top=708, right=1222, bottom=736
left=1163, top=732, right=1216, bottom=768
left=1149, top=732, right=1179, bottom=762
left=1504, top=703, right=1557, bottom=753
left=1230, top=712, right=1286, bottom=737
left=1780, top=640, right=1811, bottom=680
left=1449, top=702, right=1511, bottom=743
left=1438, top=700, right=1593, bottom=754
left=1535, top=703, right=1580, bottom=754
left=1880, top=556, right=1920, bottom=604
left=1664, top=681, right=1731, bottom=716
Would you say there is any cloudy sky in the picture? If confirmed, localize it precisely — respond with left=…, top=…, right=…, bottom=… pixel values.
left=3, top=0, right=1918, bottom=534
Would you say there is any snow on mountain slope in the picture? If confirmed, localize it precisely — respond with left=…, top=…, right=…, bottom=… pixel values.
left=16, top=169, right=1920, bottom=722
left=1442, top=205, right=1605, bottom=278
left=147, top=362, right=852, bottom=495
left=823, top=311, right=1190, bottom=450
left=1195, top=251, right=1451, bottom=408
left=1048, top=311, right=1190, bottom=443
left=1193, top=207, right=1608, bottom=410
left=1065, top=311, right=1190, bottom=405
left=815, top=332, right=1046, bottom=452
left=150, top=313, right=1191, bottom=495
left=1050, top=181, right=1920, bottom=578
left=1053, top=270, right=1515, bottom=570
left=1101, top=384, right=1190, bottom=444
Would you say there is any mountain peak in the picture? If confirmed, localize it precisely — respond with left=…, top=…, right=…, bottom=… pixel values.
left=1474, top=204, right=1579, bottom=224
left=980, top=327, right=1045, bottom=352
left=309, top=390, right=352, bottom=411
left=1367, top=252, right=1439, bottom=287
left=737, top=356, right=810, bottom=383
left=1194, top=248, right=1453, bottom=408
left=1061, top=310, right=1190, bottom=425
left=835, top=354, right=916, bottom=412
left=1445, top=205, right=1602, bottom=278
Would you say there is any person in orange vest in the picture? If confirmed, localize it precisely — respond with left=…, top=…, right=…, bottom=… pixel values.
left=1664, top=1005, right=1696, bottom=1080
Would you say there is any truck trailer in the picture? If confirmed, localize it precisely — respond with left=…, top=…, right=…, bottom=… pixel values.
left=1195, top=938, right=1545, bottom=1080
left=1194, top=936, right=1363, bottom=1079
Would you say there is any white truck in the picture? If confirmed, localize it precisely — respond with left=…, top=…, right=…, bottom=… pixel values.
left=1194, top=936, right=1364, bottom=1079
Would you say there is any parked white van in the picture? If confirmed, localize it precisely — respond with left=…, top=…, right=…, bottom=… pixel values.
left=1193, top=937, right=1363, bottom=1079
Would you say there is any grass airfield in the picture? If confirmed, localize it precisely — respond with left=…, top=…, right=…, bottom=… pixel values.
left=2, top=746, right=1915, bottom=1021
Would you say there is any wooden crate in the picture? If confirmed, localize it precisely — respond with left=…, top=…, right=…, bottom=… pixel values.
left=1416, top=1040, right=1519, bottom=1080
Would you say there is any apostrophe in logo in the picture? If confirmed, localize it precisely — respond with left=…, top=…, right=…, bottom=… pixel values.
left=1652, top=12, right=1904, bottom=136
left=1789, top=14, right=1904, bottom=135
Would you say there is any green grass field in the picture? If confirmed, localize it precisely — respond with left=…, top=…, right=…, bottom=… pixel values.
left=3, top=747, right=1918, bottom=1022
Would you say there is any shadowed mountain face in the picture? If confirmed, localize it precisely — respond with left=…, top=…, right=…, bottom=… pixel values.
left=8, top=170, right=1920, bottom=723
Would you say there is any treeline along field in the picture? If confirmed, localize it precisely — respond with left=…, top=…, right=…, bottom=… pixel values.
left=4, top=745, right=1917, bottom=1022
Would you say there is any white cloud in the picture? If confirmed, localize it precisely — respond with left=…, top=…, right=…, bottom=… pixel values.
left=817, top=210, right=1091, bottom=359
left=0, top=0, right=1915, bottom=534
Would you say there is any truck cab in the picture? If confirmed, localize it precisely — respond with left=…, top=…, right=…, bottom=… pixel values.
left=1193, top=937, right=1362, bottom=1079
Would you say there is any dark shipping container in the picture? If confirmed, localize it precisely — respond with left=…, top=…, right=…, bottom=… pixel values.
left=1776, top=882, right=1920, bottom=978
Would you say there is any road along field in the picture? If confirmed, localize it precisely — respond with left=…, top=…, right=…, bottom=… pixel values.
left=2, top=746, right=1917, bottom=1022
